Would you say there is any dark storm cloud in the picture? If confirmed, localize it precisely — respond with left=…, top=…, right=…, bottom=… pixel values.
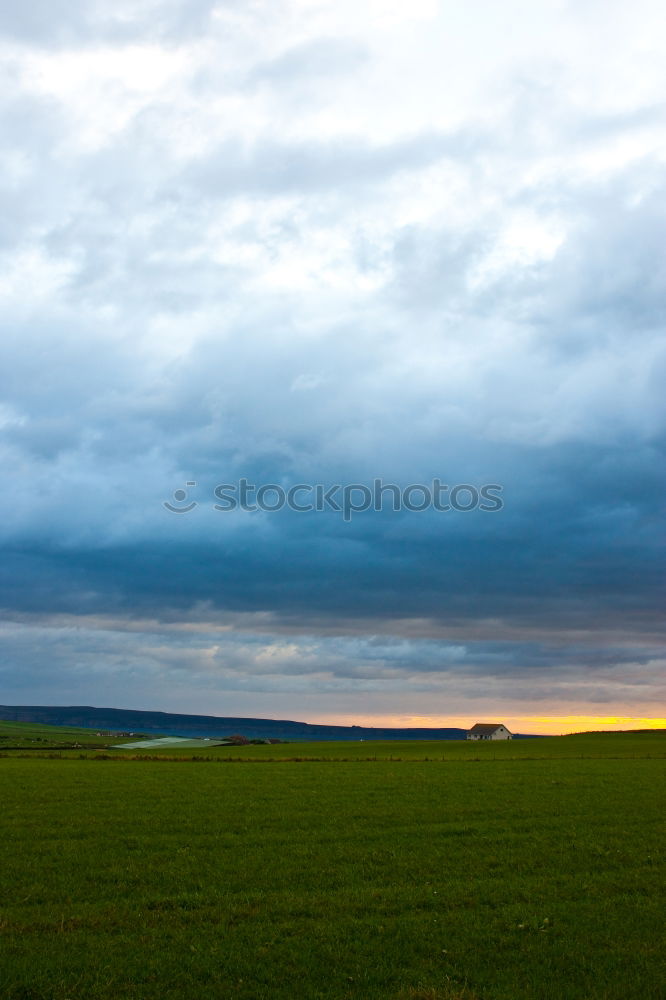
left=1, top=432, right=663, bottom=645
left=1, top=187, right=664, bottom=647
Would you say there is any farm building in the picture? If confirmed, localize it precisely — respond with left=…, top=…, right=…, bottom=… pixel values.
left=466, top=723, right=512, bottom=740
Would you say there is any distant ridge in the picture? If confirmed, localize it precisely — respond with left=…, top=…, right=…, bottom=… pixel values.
left=0, top=704, right=525, bottom=741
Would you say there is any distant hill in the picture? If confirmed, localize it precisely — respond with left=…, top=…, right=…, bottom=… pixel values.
left=0, top=705, right=525, bottom=741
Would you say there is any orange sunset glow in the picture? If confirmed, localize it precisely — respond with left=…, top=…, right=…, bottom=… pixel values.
left=313, top=716, right=666, bottom=736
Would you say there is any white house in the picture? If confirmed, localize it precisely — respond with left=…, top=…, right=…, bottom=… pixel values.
left=466, top=723, right=512, bottom=740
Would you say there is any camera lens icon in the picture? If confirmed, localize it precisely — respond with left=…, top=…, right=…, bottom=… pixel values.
left=163, top=482, right=198, bottom=513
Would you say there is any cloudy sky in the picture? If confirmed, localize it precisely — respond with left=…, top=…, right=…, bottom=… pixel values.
left=1, top=0, right=664, bottom=733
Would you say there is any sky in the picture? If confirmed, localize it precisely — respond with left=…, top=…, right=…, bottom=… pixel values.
left=1, top=0, right=665, bottom=734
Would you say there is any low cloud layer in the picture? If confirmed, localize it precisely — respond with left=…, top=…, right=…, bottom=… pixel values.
left=1, top=0, right=664, bottom=726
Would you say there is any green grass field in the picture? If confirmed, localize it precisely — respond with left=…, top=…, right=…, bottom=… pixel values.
left=102, top=729, right=666, bottom=761
left=0, top=721, right=145, bottom=750
left=0, top=732, right=664, bottom=999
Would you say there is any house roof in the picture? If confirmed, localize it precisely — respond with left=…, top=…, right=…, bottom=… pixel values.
left=467, top=723, right=510, bottom=734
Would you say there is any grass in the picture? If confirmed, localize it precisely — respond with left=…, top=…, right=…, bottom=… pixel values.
left=0, top=721, right=144, bottom=750
left=103, top=729, right=664, bottom=760
left=0, top=733, right=664, bottom=999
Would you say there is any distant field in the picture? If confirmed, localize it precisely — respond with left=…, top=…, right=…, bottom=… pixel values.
left=104, top=730, right=665, bottom=761
left=0, top=733, right=664, bottom=999
left=0, top=720, right=139, bottom=749
left=2, top=720, right=665, bottom=760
